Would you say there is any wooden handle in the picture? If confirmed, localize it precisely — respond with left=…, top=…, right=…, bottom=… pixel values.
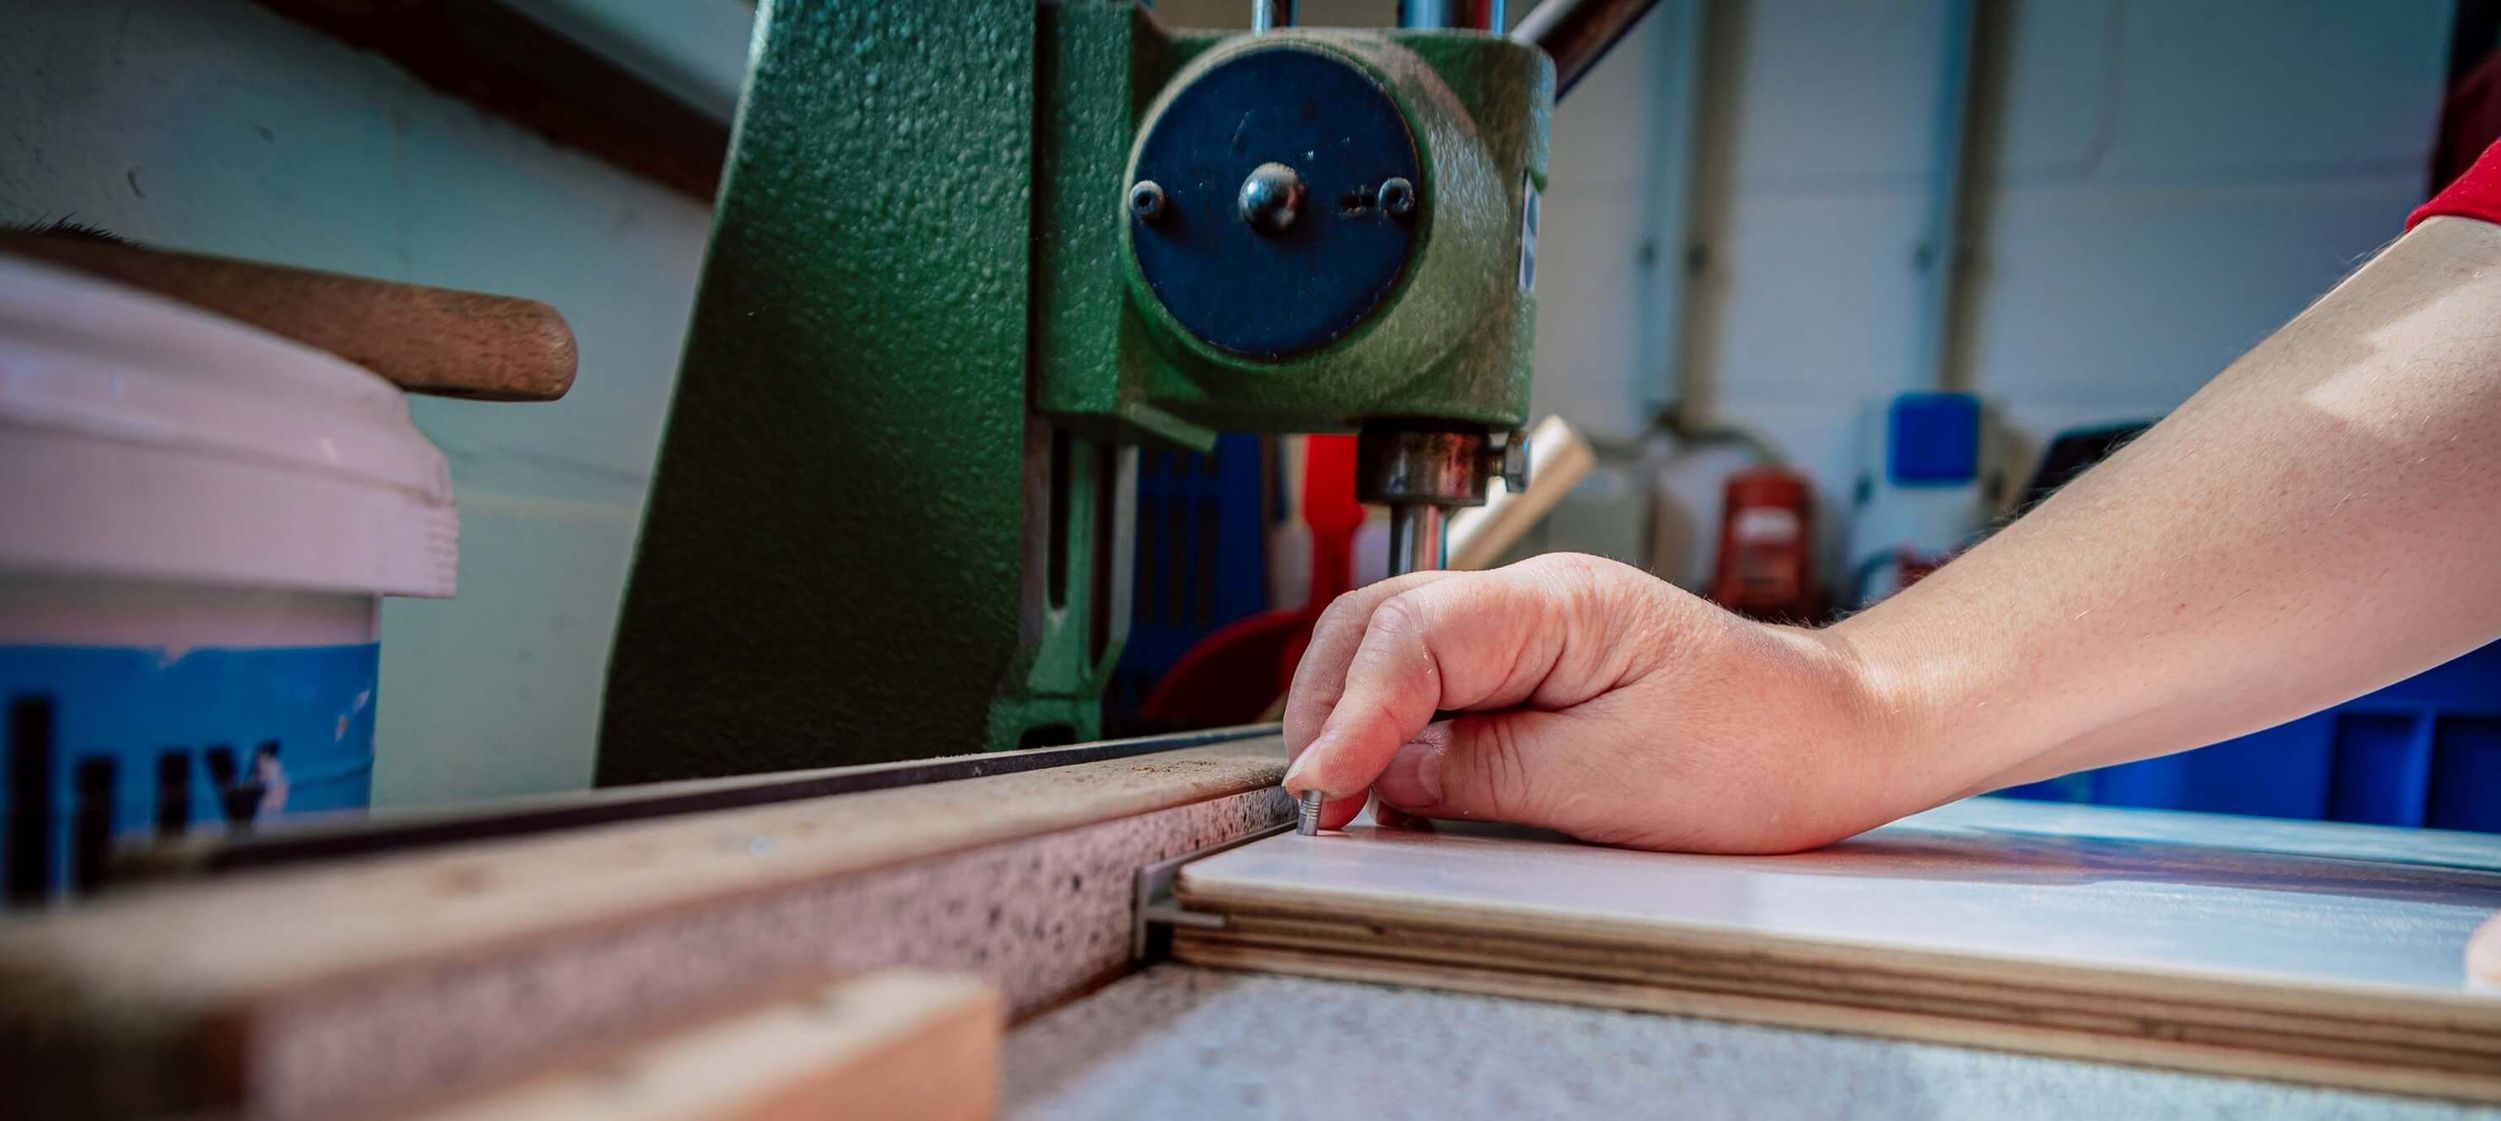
left=3, top=234, right=578, bottom=402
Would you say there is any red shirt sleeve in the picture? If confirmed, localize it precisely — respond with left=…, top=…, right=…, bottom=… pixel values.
left=2410, top=138, right=2501, bottom=230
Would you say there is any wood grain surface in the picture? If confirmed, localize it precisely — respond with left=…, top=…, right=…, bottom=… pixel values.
left=1174, top=803, right=2501, bottom=1101
left=403, top=971, right=1000, bottom=1121
left=4, top=235, right=578, bottom=401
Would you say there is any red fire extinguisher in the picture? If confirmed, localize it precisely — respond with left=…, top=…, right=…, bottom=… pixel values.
left=1711, top=468, right=1819, bottom=622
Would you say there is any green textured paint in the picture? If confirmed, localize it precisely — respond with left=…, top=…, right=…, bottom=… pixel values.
left=598, top=0, right=1039, bottom=781
left=1035, top=22, right=1552, bottom=440
left=602, top=5, right=1554, bottom=779
left=989, top=432, right=1133, bottom=750
left=1032, top=3, right=1198, bottom=444
left=992, top=2, right=1165, bottom=753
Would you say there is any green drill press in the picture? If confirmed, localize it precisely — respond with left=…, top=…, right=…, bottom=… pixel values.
left=598, top=0, right=1654, bottom=783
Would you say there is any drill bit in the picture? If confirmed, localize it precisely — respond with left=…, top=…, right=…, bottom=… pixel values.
left=1296, top=789, right=1325, bottom=836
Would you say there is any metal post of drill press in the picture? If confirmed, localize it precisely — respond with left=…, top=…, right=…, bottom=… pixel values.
left=1392, top=506, right=1447, bottom=573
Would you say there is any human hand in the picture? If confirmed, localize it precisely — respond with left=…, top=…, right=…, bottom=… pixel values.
left=1280, top=553, right=1958, bottom=853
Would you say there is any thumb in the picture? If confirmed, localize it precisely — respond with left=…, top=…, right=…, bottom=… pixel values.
left=1370, top=711, right=1583, bottom=827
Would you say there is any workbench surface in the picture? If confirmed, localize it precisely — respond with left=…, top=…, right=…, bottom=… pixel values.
left=1005, top=966, right=2501, bottom=1120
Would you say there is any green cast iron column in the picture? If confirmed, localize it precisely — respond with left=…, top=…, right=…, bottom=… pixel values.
left=599, top=0, right=1038, bottom=781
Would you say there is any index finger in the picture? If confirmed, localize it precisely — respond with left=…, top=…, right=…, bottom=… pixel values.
left=1283, top=568, right=1581, bottom=823
left=1283, top=570, right=1459, bottom=758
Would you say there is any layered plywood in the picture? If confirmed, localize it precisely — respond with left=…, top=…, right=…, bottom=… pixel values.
left=1174, top=801, right=2501, bottom=1101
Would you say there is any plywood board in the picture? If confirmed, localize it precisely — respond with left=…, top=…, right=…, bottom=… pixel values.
left=1173, top=801, right=2501, bottom=1101
left=405, top=971, right=999, bottom=1121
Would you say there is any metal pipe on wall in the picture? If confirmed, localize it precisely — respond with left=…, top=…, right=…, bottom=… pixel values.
left=1251, top=0, right=1295, bottom=33
left=1635, top=0, right=1708, bottom=418
left=1910, top=0, right=1981, bottom=391
left=1401, top=1, right=1505, bottom=32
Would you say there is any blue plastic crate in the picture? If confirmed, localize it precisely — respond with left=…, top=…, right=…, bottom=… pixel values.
left=1107, top=435, right=1271, bottom=724
left=1999, top=640, right=2501, bottom=831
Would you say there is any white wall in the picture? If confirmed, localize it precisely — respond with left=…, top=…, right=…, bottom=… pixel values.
left=1524, top=0, right=2452, bottom=586
left=0, top=0, right=717, bottom=805
left=1967, top=0, right=2449, bottom=448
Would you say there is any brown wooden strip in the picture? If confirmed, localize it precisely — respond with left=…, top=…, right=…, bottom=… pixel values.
left=397, top=971, right=999, bottom=1121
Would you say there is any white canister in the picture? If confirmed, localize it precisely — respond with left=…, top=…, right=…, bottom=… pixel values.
left=0, top=254, right=457, bottom=901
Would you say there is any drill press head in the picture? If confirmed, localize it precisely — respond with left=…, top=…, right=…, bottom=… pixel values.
left=1107, top=26, right=1553, bottom=572
left=1125, top=41, right=1430, bottom=363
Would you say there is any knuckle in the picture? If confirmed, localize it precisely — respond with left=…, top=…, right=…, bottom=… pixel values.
left=1314, top=589, right=1370, bottom=634
left=1528, top=551, right=1616, bottom=579
left=1456, top=720, right=1537, bottom=822
left=1514, top=551, right=1599, bottom=583
left=1522, top=552, right=1619, bottom=605
left=1368, top=591, right=1433, bottom=639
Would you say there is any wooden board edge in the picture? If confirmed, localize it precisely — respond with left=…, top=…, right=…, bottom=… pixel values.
left=1184, top=925, right=2498, bottom=1074
left=1201, top=910, right=2501, bottom=1053
left=391, top=970, right=1001, bottom=1121
left=1174, top=877, right=2501, bottom=1030
left=1174, top=939, right=2501, bottom=1106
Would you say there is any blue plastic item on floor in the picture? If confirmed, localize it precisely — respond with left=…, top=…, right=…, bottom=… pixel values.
left=1999, top=640, right=2501, bottom=831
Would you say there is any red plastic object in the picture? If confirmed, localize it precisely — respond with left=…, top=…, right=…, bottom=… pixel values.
left=1141, top=436, right=1360, bottom=727
left=1710, top=468, right=1817, bottom=622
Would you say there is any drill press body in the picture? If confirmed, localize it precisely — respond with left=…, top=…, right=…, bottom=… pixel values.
left=601, top=2, right=1551, bottom=781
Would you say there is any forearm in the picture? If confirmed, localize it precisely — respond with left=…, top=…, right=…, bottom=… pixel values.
left=1834, top=216, right=2501, bottom=804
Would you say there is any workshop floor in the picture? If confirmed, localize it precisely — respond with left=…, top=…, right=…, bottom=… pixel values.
left=1005, top=966, right=2501, bottom=1120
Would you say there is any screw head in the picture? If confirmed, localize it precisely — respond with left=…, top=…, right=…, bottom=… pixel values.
left=1237, top=162, right=1307, bottom=234
left=1378, top=176, right=1418, bottom=221
left=1489, top=429, right=1530, bottom=492
left=1129, top=180, right=1167, bottom=223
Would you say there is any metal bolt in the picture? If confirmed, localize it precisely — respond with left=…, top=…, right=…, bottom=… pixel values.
left=1488, top=428, right=1531, bottom=492
left=1129, top=180, right=1167, bottom=223
left=1378, top=176, right=1418, bottom=221
left=1296, top=789, right=1326, bottom=836
left=1238, top=162, right=1307, bottom=234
